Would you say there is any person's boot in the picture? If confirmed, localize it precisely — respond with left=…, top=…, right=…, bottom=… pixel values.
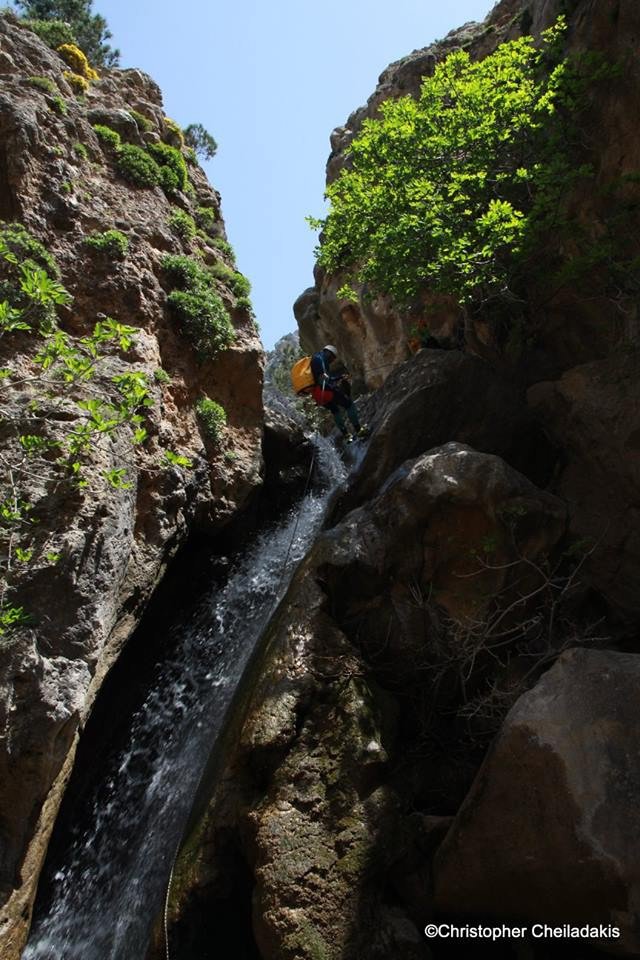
left=357, top=424, right=370, bottom=438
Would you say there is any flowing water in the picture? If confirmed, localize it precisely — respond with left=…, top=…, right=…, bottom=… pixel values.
left=24, top=432, right=346, bottom=960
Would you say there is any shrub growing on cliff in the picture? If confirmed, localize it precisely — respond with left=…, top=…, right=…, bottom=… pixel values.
left=116, top=143, right=162, bottom=188
left=195, top=397, right=226, bottom=443
left=85, top=229, right=129, bottom=259
left=210, top=261, right=251, bottom=299
left=128, top=109, right=152, bottom=133
left=163, top=116, right=184, bottom=147
left=56, top=42, right=98, bottom=80
left=161, top=254, right=235, bottom=358
left=26, top=74, right=58, bottom=94
left=21, top=17, right=75, bottom=51
left=211, top=237, right=235, bottom=262
left=195, top=206, right=216, bottom=236
left=148, top=142, right=188, bottom=193
left=168, top=207, right=196, bottom=242
left=311, top=18, right=600, bottom=315
left=93, top=123, right=121, bottom=150
left=49, top=93, right=67, bottom=115
left=0, top=221, right=70, bottom=332
left=63, top=69, right=89, bottom=93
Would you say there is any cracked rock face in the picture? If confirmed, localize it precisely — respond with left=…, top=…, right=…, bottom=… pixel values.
left=0, top=15, right=263, bottom=957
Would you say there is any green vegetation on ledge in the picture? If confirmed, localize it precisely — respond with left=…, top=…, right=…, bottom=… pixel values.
left=0, top=221, right=69, bottom=333
left=85, top=229, right=129, bottom=259
left=19, top=17, right=75, bottom=51
left=116, top=143, right=162, bottom=188
left=92, top=124, right=191, bottom=196
left=168, top=207, right=197, bottom=241
left=162, top=254, right=235, bottom=359
left=195, top=397, right=226, bottom=444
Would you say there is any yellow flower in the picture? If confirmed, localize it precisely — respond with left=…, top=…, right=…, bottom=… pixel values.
left=57, top=44, right=99, bottom=82
left=63, top=70, right=89, bottom=94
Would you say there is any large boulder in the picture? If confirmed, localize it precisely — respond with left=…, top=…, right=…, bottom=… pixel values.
left=434, top=648, right=640, bottom=953
left=324, top=441, right=566, bottom=625
left=330, top=349, right=525, bottom=520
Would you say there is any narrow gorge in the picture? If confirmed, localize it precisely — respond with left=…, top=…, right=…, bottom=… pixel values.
left=1, top=1, right=639, bottom=959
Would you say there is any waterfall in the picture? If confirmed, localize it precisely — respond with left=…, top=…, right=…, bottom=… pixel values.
left=24, top=433, right=346, bottom=960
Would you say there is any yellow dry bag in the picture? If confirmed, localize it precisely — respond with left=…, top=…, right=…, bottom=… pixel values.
left=291, top=357, right=315, bottom=395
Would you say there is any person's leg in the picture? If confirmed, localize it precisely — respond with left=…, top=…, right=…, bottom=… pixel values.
left=346, top=402, right=361, bottom=431
left=326, top=399, right=348, bottom=435
left=332, top=389, right=361, bottom=431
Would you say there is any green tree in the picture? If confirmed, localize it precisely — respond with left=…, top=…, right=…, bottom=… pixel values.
left=14, top=0, right=119, bottom=66
left=183, top=123, right=218, bottom=162
left=312, top=19, right=597, bottom=317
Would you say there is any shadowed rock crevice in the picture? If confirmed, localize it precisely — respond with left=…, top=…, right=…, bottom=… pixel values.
left=0, top=145, right=17, bottom=221
left=155, top=838, right=261, bottom=960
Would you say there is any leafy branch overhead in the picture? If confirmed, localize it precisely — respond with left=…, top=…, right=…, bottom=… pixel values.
left=312, top=18, right=615, bottom=315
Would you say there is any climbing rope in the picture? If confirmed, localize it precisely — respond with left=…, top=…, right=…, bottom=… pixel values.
left=163, top=442, right=317, bottom=960
left=164, top=849, right=177, bottom=960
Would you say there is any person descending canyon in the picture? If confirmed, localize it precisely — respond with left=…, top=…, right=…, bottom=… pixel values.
left=290, top=345, right=368, bottom=443
left=310, top=345, right=368, bottom=443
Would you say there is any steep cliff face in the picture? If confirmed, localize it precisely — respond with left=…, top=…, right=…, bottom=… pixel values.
left=0, top=14, right=263, bottom=957
left=163, top=2, right=640, bottom=958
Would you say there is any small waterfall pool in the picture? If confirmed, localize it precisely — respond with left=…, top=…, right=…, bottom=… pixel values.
left=24, top=433, right=346, bottom=960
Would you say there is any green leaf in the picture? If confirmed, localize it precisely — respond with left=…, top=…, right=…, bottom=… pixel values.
left=163, top=450, right=193, bottom=469
left=103, top=468, right=132, bottom=489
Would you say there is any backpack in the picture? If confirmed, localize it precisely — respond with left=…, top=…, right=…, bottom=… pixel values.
left=290, top=356, right=315, bottom=395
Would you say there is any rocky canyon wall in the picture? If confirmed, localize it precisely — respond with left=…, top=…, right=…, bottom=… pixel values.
left=0, top=14, right=264, bottom=957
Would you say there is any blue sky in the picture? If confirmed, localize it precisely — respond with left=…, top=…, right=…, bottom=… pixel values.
left=85, top=1, right=493, bottom=347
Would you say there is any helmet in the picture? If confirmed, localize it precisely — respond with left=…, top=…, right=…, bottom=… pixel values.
left=323, top=344, right=338, bottom=357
